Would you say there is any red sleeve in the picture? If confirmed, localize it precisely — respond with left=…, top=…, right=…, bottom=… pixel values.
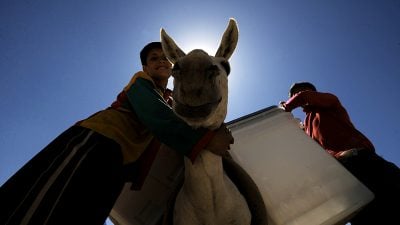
left=284, top=91, right=340, bottom=112
left=188, top=130, right=216, bottom=162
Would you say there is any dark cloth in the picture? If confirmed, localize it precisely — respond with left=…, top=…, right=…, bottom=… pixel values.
left=0, top=126, right=125, bottom=225
left=123, top=138, right=161, bottom=190
left=338, top=149, right=400, bottom=225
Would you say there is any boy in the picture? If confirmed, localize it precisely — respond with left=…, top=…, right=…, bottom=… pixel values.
left=0, top=42, right=233, bottom=225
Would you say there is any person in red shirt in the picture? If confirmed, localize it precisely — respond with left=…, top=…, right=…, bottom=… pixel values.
left=0, top=42, right=233, bottom=225
left=280, top=82, right=400, bottom=225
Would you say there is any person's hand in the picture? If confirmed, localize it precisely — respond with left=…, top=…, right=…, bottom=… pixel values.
left=279, top=101, right=286, bottom=109
left=279, top=101, right=292, bottom=112
left=206, top=123, right=234, bottom=156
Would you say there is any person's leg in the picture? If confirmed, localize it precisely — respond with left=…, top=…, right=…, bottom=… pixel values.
left=43, top=131, right=125, bottom=225
left=365, top=154, right=400, bottom=225
left=340, top=151, right=400, bottom=224
left=1, top=127, right=125, bottom=225
left=1, top=126, right=91, bottom=224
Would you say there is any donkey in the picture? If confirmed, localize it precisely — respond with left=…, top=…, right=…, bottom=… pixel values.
left=161, top=19, right=267, bottom=225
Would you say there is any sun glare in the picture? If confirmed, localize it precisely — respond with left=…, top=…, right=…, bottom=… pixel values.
left=170, top=27, right=221, bottom=56
left=180, top=40, right=218, bottom=56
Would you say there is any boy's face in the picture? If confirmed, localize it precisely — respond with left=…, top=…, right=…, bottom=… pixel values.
left=143, top=48, right=172, bottom=85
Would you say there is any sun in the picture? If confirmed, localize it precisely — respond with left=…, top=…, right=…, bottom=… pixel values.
left=169, top=27, right=221, bottom=56
left=180, top=40, right=218, bottom=56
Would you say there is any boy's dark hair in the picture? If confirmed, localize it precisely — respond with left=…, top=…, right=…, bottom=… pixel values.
left=140, top=42, right=162, bottom=65
left=289, top=82, right=317, bottom=97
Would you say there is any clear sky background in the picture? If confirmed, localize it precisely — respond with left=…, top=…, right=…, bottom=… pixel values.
left=1, top=0, right=399, bottom=191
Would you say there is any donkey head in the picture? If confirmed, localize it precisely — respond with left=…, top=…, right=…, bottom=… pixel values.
left=161, top=19, right=239, bottom=129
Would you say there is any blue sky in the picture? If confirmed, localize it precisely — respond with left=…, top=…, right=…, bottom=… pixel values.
left=1, top=0, right=399, bottom=190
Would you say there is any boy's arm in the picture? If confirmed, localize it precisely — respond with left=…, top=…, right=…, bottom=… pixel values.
left=283, top=91, right=340, bottom=112
left=126, top=77, right=214, bottom=161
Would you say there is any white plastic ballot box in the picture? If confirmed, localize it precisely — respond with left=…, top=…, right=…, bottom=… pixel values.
left=227, top=106, right=374, bottom=225
left=110, top=106, right=374, bottom=225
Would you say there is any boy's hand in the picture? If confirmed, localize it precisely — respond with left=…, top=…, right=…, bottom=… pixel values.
left=206, top=123, right=234, bottom=156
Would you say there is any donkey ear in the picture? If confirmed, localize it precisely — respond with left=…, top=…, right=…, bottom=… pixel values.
left=215, top=18, right=239, bottom=60
left=160, top=28, right=186, bottom=64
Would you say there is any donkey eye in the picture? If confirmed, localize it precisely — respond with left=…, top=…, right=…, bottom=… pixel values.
left=206, top=65, right=219, bottom=78
left=208, top=65, right=219, bottom=71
